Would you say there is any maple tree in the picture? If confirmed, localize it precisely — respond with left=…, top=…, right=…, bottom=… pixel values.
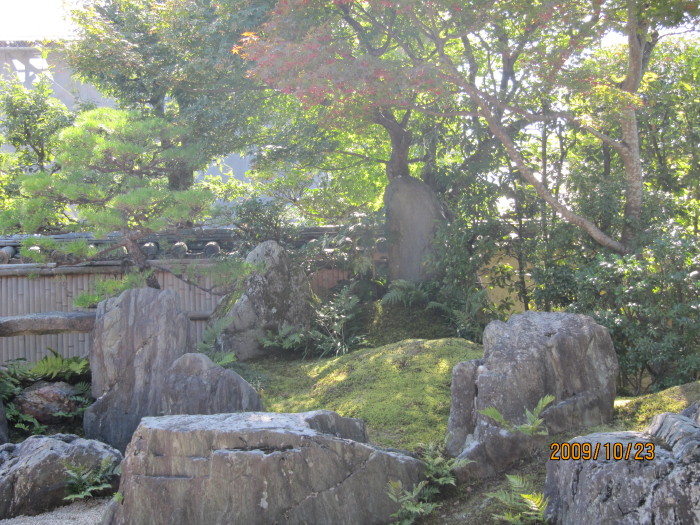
left=246, top=0, right=460, bottom=280
left=247, top=0, right=698, bottom=255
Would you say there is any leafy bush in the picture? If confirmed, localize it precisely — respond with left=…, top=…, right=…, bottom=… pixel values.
left=261, top=285, right=364, bottom=358
left=566, top=232, right=700, bottom=393
left=211, top=197, right=299, bottom=251
left=73, top=271, right=156, bottom=308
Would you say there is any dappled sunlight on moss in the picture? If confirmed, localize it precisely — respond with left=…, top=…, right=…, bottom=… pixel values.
left=241, top=338, right=483, bottom=450
left=615, top=381, right=700, bottom=430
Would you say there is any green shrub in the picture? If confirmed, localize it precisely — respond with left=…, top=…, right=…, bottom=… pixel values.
left=73, top=271, right=155, bottom=308
left=261, top=285, right=364, bottom=358
left=567, top=232, right=700, bottom=393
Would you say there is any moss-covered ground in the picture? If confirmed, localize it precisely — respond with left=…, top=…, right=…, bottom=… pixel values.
left=231, top=336, right=700, bottom=525
left=233, top=338, right=482, bottom=449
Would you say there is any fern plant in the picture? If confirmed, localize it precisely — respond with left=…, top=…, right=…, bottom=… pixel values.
left=30, top=348, right=90, bottom=382
left=489, top=474, right=549, bottom=524
left=4, top=402, right=47, bottom=434
left=387, top=480, right=439, bottom=525
left=381, top=280, right=429, bottom=308
left=51, top=381, right=94, bottom=420
left=479, top=394, right=556, bottom=437
left=63, top=458, right=121, bottom=501
left=386, top=442, right=472, bottom=524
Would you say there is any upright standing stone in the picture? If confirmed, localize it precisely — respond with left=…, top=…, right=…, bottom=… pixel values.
left=446, top=312, right=618, bottom=479
left=209, top=241, right=315, bottom=360
left=384, top=177, right=443, bottom=282
left=84, top=288, right=190, bottom=452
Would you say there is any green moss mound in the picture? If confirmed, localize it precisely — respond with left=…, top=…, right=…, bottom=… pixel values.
left=615, top=380, right=700, bottom=430
left=360, top=302, right=455, bottom=347
left=234, top=338, right=482, bottom=450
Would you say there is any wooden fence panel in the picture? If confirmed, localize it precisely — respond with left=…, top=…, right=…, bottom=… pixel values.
left=0, top=263, right=220, bottom=364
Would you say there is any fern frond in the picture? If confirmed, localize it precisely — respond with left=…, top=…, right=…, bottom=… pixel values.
left=479, top=406, right=511, bottom=429
left=533, top=394, right=556, bottom=416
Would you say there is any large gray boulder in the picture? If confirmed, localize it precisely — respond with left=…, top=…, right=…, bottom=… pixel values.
left=0, top=434, right=122, bottom=519
left=84, top=288, right=190, bottom=452
left=544, top=409, right=700, bottom=524
left=102, top=410, right=424, bottom=525
left=446, top=312, right=618, bottom=479
left=162, top=353, right=263, bottom=414
left=210, top=241, right=315, bottom=360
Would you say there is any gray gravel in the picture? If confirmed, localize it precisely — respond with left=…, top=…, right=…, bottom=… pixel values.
left=0, top=498, right=110, bottom=525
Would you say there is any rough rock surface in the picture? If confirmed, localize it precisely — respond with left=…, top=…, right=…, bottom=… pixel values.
left=15, top=381, right=80, bottom=425
left=0, top=311, right=95, bottom=337
left=210, top=241, right=315, bottom=360
left=162, top=353, right=263, bottom=415
left=84, top=288, right=190, bottom=452
left=102, top=410, right=423, bottom=525
left=0, top=434, right=122, bottom=520
left=545, top=410, right=700, bottom=524
left=446, top=311, right=618, bottom=479
left=384, top=177, right=444, bottom=282
left=0, top=402, right=7, bottom=444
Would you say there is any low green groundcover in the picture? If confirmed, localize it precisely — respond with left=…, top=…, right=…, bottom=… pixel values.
left=234, top=338, right=483, bottom=449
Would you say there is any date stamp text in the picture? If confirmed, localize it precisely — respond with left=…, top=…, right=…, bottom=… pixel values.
left=550, top=441, right=655, bottom=461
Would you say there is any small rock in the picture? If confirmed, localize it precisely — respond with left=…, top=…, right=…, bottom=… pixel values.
left=162, top=353, right=263, bottom=415
left=15, top=381, right=81, bottom=424
left=0, top=434, right=122, bottom=520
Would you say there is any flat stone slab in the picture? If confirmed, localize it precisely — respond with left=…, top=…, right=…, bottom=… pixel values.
left=103, top=410, right=424, bottom=525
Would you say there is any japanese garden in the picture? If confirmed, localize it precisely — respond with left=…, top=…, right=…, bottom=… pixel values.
left=0, top=0, right=699, bottom=523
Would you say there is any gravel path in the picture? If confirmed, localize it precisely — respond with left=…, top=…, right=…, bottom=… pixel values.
left=0, top=499, right=110, bottom=525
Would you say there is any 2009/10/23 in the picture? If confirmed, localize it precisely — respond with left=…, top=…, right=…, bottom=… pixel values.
left=549, top=441, right=655, bottom=461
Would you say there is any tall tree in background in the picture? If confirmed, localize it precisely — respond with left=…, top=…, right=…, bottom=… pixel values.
left=0, top=74, right=75, bottom=233
left=246, top=1, right=450, bottom=281
left=249, top=0, right=698, bottom=255
left=69, top=0, right=275, bottom=190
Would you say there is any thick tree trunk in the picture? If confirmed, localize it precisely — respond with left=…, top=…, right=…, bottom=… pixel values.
left=123, top=237, right=161, bottom=289
left=619, top=109, right=644, bottom=248
left=167, top=165, right=195, bottom=191
left=0, top=311, right=95, bottom=336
